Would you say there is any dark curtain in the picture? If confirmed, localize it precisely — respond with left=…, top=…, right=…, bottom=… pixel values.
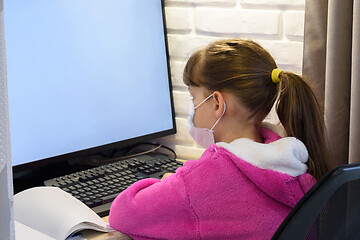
left=303, top=0, right=360, bottom=166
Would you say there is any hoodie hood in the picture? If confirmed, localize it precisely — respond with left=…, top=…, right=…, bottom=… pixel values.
left=215, top=126, right=316, bottom=208
left=216, top=127, right=308, bottom=177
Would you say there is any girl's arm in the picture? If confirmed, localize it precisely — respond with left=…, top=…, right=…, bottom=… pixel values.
left=108, top=172, right=198, bottom=240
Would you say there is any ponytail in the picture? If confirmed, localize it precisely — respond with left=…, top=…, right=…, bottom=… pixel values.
left=276, top=72, right=332, bottom=180
left=183, top=38, right=331, bottom=180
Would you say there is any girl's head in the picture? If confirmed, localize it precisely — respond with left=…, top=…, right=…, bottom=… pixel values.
left=184, top=39, right=278, bottom=121
left=183, top=38, right=332, bottom=180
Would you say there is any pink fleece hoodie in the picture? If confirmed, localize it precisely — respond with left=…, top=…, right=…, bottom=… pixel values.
left=109, top=127, right=316, bottom=239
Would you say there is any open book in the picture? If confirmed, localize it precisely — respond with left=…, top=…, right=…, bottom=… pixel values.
left=14, top=186, right=117, bottom=240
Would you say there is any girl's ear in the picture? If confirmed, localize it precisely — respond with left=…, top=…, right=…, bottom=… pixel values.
left=212, top=91, right=225, bottom=118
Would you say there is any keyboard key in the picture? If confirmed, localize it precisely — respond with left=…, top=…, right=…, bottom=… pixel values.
left=93, top=199, right=102, bottom=206
left=101, top=193, right=119, bottom=204
left=44, top=155, right=183, bottom=217
left=84, top=201, right=96, bottom=208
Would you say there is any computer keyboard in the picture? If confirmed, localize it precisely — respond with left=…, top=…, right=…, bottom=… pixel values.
left=44, top=154, right=183, bottom=217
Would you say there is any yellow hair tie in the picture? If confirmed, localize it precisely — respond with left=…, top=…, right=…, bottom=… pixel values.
left=271, top=68, right=283, bottom=83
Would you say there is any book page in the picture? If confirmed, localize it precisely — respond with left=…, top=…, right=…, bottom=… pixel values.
left=15, top=221, right=56, bottom=240
left=14, top=187, right=112, bottom=240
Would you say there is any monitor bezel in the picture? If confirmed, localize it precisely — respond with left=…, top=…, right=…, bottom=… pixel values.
left=11, top=0, right=176, bottom=174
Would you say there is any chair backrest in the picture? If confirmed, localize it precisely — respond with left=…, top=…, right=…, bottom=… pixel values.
left=272, top=163, right=360, bottom=240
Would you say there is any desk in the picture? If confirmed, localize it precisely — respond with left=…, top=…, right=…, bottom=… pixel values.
left=80, top=217, right=132, bottom=240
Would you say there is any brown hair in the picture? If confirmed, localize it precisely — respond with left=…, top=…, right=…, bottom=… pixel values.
left=183, top=39, right=332, bottom=180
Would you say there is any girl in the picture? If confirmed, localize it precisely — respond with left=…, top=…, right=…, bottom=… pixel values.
left=109, top=39, right=332, bottom=239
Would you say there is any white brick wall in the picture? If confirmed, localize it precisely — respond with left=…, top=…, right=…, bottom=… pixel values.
left=158, top=0, right=305, bottom=160
left=196, top=8, right=281, bottom=35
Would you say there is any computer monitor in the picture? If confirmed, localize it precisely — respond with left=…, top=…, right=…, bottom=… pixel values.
left=4, top=0, right=176, bottom=175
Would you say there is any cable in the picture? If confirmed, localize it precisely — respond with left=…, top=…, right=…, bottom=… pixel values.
left=113, top=144, right=163, bottom=161
left=86, top=142, right=176, bottom=166
left=128, top=142, right=176, bottom=159
left=157, top=144, right=177, bottom=159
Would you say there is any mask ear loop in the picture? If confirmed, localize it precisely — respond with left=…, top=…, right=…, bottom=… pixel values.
left=209, top=102, right=226, bottom=133
left=194, top=93, right=214, bottom=109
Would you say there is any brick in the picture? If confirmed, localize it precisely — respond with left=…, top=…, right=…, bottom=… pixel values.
left=167, top=34, right=219, bottom=58
left=277, top=64, right=302, bottom=75
left=259, top=40, right=303, bottom=67
left=194, top=0, right=235, bottom=3
left=173, top=90, right=192, bottom=115
left=283, top=11, right=305, bottom=38
left=169, top=60, right=187, bottom=87
left=157, top=117, right=195, bottom=144
left=166, top=0, right=190, bottom=2
left=264, top=104, right=280, bottom=124
left=196, top=8, right=280, bottom=35
left=240, top=0, right=305, bottom=7
left=165, top=7, right=193, bottom=31
left=173, top=145, right=205, bottom=160
left=193, top=0, right=236, bottom=6
left=166, top=0, right=235, bottom=3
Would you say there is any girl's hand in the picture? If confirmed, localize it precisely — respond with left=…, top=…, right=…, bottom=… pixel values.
left=161, top=173, right=173, bottom=180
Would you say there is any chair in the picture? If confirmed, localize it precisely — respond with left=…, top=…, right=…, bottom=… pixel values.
left=272, top=163, right=360, bottom=240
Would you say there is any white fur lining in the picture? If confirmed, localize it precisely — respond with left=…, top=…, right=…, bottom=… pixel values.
left=216, top=137, right=309, bottom=177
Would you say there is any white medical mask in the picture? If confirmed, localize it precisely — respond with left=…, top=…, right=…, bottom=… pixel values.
left=188, top=93, right=226, bottom=149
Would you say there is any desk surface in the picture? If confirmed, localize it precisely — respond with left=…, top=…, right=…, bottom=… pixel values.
left=80, top=217, right=132, bottom=240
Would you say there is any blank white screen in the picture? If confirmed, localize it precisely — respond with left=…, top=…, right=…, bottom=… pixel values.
left=5, top=0, right=174, bottom=166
